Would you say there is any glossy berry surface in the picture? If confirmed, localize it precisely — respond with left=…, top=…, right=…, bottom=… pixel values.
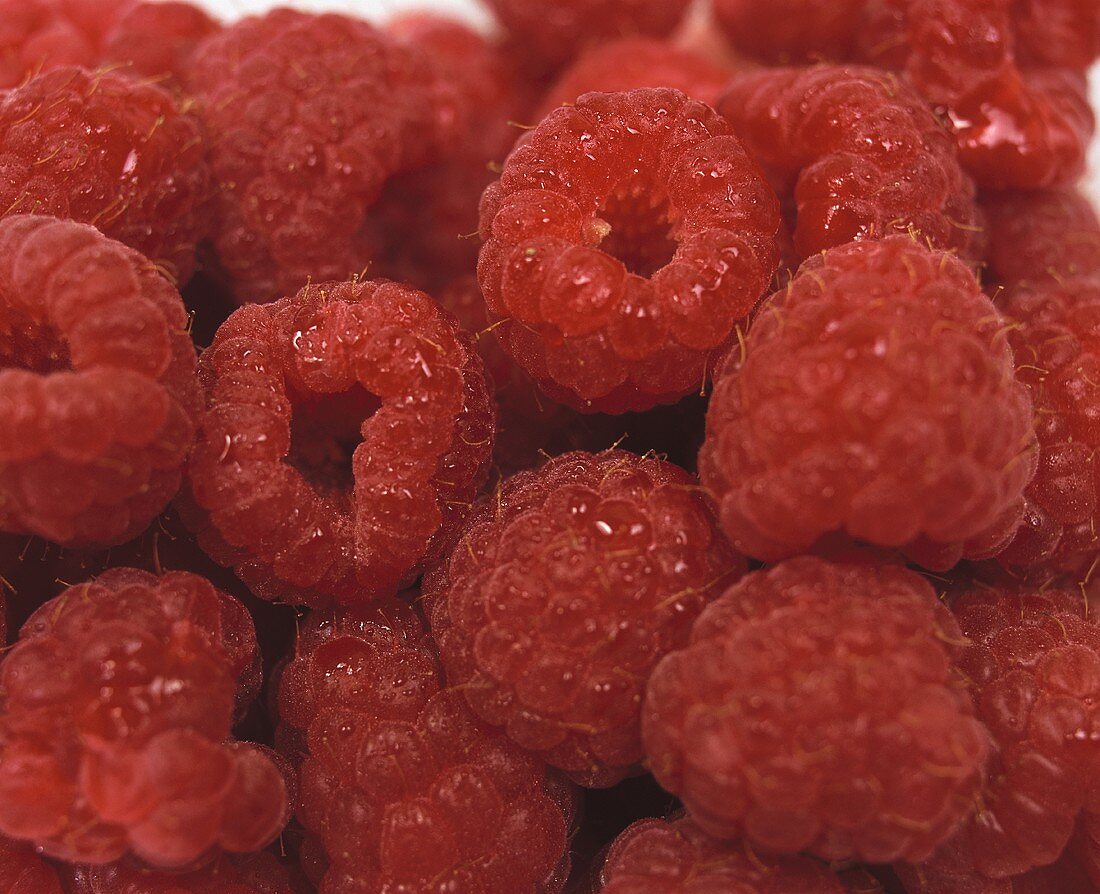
left=712, top=0, right=865, bottom=64
left=427, top=449, right=743, bottom=787
left=0, top=216, right=201, bottom=548
left=643, top=556, right=989, bottom=863
left=699, top=237, right=1036, bottom=570
left=0, top=569, right=286, bottom=867
left=0, top=834, right=63, bottom=893
left=478, top=87, right=781, bottom=413
left=277, top=599, right=575, bottom=893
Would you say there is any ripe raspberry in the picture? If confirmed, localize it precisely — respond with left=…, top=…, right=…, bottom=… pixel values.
left=186, top=9, right=444, bottom=304
left=276, top=599, right=575, bottom=893
left=0, top=568, right=287, bottom=867
left=478, top=87, right=781, bottom=414
left=1074, top=810, right=1100, bottom=889
left=945, top=583, right=1100, bottom=877
left=996, top=278, right=1100, bottom=571
left=102, top=3, right=221, bottom=86
left=711, top=0, right=865, bottom=64
left=0, top=835, right=63, bottom=893
left=537, top=38, right=731, bottom=118
left=643, top=556, right=990, bottom=863
left=596, top=815, right=856, bottom=893
left=0, top=215, right=201, bottom=548
left=483, top=0, right=692, bottom=74
left=62, top=852, right=299, bottom=894
left=426, top=449, right=743, bottom=787
left=0, top=67, right=212, bottom=285
left=982, top=188, right=1100, bottom=291
left=699, top=237, right=1036, bottom=570
left=182, top=279, right=494, bottom=608
left=1013, top=0, right=1100, bottom=71
left=719, top=66, right=983, bottom=263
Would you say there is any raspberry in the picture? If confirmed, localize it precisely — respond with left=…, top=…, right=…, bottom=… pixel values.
left=982, top=188, right=1100, bottom=291
left=101, top=3, right=221, bottom=86
left=62, top=853, right=299, bottom=894
left=1074, top=811, right=1100, bottom=889
left=945, top=583, right=1100, bottom=877
left=699, top=237, right=1036, bottom=570
left=718, top=66, right=983, bottom=263
left=596, top=815, right=856, bottom=893
left=426, top=449, right=744, bottom=787
left=483, top=0, right=692, bottom=74
left=711, top=0, right=865, bottom=64
left=0, top=835, right=63, bottom=893
left=0, top=568, right=287, bottom=867
left=537, top=38, right=731, bottom=118
left=182, top=279, right=494, bottom=608
left=0, top=215, right=201, bottom=548
left=1013, top=0, right=1100, bottom=71
left=0, top=67, right=212, bottom=285
left=478, top=87, right=781, bottom=414
left=642, top=556, right=990, bottom=863
left=996, top=278, right=1100, bottom=572
left=276, top=599, right=575, bottom=893
left=186, top=10, right=443, bottom=304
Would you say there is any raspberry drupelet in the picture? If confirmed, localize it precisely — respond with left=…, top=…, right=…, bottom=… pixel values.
left=62, top=852, right=299, bottom=894
left=425, top=449, right=744, bottom=787
left=711, top=0, right=865, bottom=64
left=718, top=66, right=984, bottom=264
left=996, top=277, right=1100, bottom=572
left=186, top=9, right=444, bottom=304
left=277, top=599, right=575, bottom=893
left=182, top=279, right=494, bottom=608
left=596, top=815, right=860, bottom=893
left=0, top=834, right=63, bottom=893
left=0, top=67, right=212, bottom=286
left=0, top=216, right=201, bottom=548
left=478, top=87, right=781, bottom=414
left=982, top=188, right=1100, bottom=291
left=0, top=568, right=288, bottom=867
left=699, top=237, right=1036, bottom=570
left=483, top=0, right=692, bottom=75
left=100, top=2, right=221, bottom=86
left=643, top=556, right=990, bottom=863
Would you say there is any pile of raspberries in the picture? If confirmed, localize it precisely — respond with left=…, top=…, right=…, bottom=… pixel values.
left=1, top=0, right=1099, bottom=891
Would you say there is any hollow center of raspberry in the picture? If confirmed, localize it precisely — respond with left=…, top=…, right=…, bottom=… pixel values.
left=288, top=383, right=381, bottom=498
left=0, top=322, right=71, bottom=373
left=596, top=181, right=678, bottom=278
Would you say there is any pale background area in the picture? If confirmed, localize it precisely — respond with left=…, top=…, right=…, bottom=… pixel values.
left=192, top=0, right=1099, bottom=204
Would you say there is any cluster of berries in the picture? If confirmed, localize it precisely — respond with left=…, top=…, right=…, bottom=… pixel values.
left=0, top=0, right=1098, bottom=892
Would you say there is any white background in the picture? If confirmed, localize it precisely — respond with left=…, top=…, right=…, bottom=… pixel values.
left=192, top=0, right=1099, bottom=204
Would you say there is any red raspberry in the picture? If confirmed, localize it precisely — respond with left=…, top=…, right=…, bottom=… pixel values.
left=982, top=188, right=1100, bottom=291
left=0, top=216, right=201, bottom=548
left=1013, top=0, right=1100, bottom=71
left=643, top=556, right=990, bottom=863
left=101, top=2, right=221, bottom=86
left=699, top=237, right=1036, bottom=570
left=186, top=10, right=442, bottom=304
left=712, top=0, right=865, bottom=64
left=596, top=815, right=856, bottom=893
left=426, top=449, right=743, bottom=787
left=182, top=279, right=494, bottom=608
left=484, top=0, right=692, bottom=74
left=719, top=66, right=983, bottom=263
left=276, top=599, right=575, bottom=893
left=1074, top=811, right=1100, bottom=889
left=946, top=583, right=1100, bottom=877
left=478, top=87, right=781, bottom=414
left=0, top=67, right=211, bottom=284
left=0, top=835, right=63, bottom=893
left=537, top=38, right=731, bottom=118
left=62, top=853, right=299, bottom=894
left=996, top=278, right=1100, bottom=572
left=0, top=568, right=287, bottom=867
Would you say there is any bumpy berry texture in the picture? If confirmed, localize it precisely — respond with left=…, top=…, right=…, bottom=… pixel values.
left=62, top=853, right=298, bottom=894
left=596, top=815, right=854, bottom=893
left=719, top=66, right=983, bottom=263
left=187, top=10, right=443, bottom=304
left=182, top=279, right=494, bottom=608
left=277, top=599, right=575, bottom=893
left=483, top=0, right=692, bottom=74
left=537, top=38, right=731, bottom=118
left=0, top=67, right=211, bottom=285
left=982, top=188, right=1100, bottom=291
left=699, top=237, right=1036, bottom=570
left=426, top=449, right=743, bottom=787
left=1012, top=0, right=1100, bottom=71
left=997, top=278, right=1100, bottom=571
left=0, top=216, right=201, bottom=547
left=0, top=835, right=63, bottom=893
left=643, top=557, right=989, bottom=863
left=946, top=584, right=1100, bottom=878
left=478, top=87, right=781, bottom=414
left=0, top=568, right=287, bottom=867
left=101, top=2, right=221, bottom=85
left=712, top=0, right=865, bottom=64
